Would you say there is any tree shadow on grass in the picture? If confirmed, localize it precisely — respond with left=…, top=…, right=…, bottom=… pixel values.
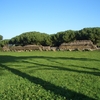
left=69, top=64, right=100, bottom=71
left=0, top=55, right=99, bottom=99
left=0, top=55, right=100, bottom=63
left=1, top=54, right=100, bottom=65
left=0, top=63, right=95, bottom=100
left=23, top=60, right=100, bottom=76
left=0, top=55, right=100, bottom=76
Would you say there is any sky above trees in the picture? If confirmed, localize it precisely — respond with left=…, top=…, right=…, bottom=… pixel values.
left=0, top=0, right=100, bottom=39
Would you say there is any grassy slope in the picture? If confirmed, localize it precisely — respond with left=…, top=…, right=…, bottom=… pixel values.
left=0, top=51, right=100, bottom=100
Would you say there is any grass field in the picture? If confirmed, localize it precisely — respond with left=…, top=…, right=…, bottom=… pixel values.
left=0, top=51, right=100, bottom=100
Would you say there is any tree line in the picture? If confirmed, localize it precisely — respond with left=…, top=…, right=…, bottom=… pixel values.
left=0, top=27, right=100, bottom=47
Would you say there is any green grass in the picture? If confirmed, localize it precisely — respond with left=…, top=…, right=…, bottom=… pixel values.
left=0, top=51, right=100, bottom=100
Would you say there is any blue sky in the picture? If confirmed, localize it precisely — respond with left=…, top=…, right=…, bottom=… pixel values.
left=0, top=0, right=100, bottom=39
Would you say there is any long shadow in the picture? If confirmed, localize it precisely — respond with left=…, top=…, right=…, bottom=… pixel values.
left=23, top=60, right=100, bottom=76
left=0, top=55, right=100, bottom=64
left=22, top=56, right=99, bottom=62
left=69, top=65, right=100, bottom=71
left=0, top=63, right=95, bottom=100
left=0, top=55, right=100, bottom=76
left=23, top=56, right=99, bottom=62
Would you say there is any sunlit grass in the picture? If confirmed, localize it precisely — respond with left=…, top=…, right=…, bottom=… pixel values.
left=0, top=51, right=100, bottom=100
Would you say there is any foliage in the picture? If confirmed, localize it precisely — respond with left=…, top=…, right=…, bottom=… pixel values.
left=0, top=35, right=3, bottom=40
left=75, top=27, right=100, bottom=45
left=1, top=27, right=100, bottom=47
left=0, top=51, right=100, bottom=100
left=9, top=32, right=52, bottom=46
left=0, top=39, right=10, bottom=47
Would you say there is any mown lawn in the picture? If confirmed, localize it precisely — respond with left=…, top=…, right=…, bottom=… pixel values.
left=0, top=51, right=100, bottom=100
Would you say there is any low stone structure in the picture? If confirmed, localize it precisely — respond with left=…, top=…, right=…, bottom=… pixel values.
left=2, top=40, right=98, bottom=52
left=42, top=46, right=51, bottom=51
left=2, top=46, right=10, bottom=51
left=3, top=45, right=42, bottom=52
left=10, top=46, right=23, bottom=51
left=59, top=40, right=97, bottom=51
left=23, top=45, right=41, bottom=51
left=50, top=47, right=58, bottom=51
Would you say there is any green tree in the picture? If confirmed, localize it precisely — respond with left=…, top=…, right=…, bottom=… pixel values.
left=0, top=39, right=9, bottom=47
left=63, top=30, right=75, bottom=42
left=0, top=35, right=3, bottom=40
left=8, top=27, right=100, bottom=47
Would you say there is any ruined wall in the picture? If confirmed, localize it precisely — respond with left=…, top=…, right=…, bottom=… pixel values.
left=2, top=40, right=97, bottom=52
left=59, top=40, right=97, bottom=51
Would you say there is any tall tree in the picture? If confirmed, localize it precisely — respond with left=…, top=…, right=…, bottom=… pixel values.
left=0, top=35, right=3, bottom=40
left=0, top=39, right=9, bottom=47
left=8, top=27, right=100, bottom=47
